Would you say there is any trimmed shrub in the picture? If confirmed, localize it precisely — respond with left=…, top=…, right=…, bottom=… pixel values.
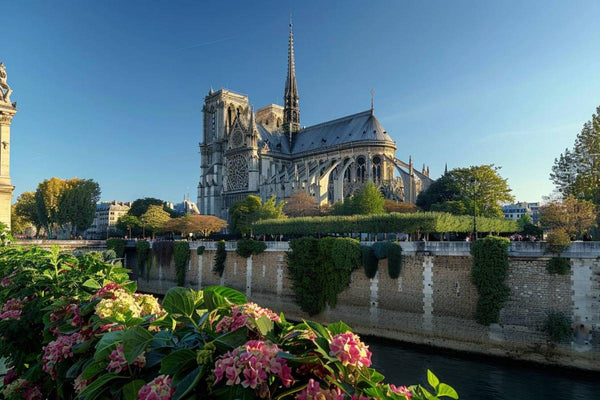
left=287, top=237, right=360, bottom=315
left=196, top=245, right=205, bottom=255
left=547, top=257, right=570, bottom=275
left=153, top=240, right=174, bottom=267
left=174, top=241, right=190, bottom=286
left=470, top=236, right=511, bottom=325
left=546, top=228, right=571, bottom=254
left=361, top=245, right=378, bottom=279
left=106, top=238, right=125, bottom=258
left=136, top=240, right=150, bottom=275
left=387, top=243, right=403, bottom=279
left=371, top=241, right=392, bottom=260
left=544, top=311, right=573, bottom=342
left=236, top=239, right=267, bottom=258
left=213, top=240, right=227, bottom=276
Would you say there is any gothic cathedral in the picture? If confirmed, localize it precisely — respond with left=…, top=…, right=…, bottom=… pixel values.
left=198, top=22, right=432, bottom=221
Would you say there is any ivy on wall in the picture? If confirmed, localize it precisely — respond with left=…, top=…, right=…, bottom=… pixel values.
left=236, top=239, right=267, bottom=258
left=363, top=242, right=403, bottom=279
left=213, top=240, right=227, bottom=277
left=547, top=257, right=570, bottom=275
left=136, top=240, right=150, bottom=275
left=544, top=311, right=573, bottom=342
left=106, top=238, right=125, bottom=258
left=361, top=245, right=378, bottom=279
left=174, top=241, right=190, bottom=286
left=196, top=245, right=205, bottom=255
left=387, top=243, right=403, bottom=279
left=287, top=237, right=360, bottom=315
left=153, top=241, right=174, bottom=267
left=470, top=236, right=511, bottom=325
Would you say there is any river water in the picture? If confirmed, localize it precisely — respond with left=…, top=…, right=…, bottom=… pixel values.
left=366, top=338, right=599, bottom=399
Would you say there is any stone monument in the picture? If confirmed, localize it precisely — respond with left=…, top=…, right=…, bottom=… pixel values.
left=0, top=62, right=16, bottom=230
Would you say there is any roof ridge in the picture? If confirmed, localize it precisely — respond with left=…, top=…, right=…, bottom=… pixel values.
left=300, top=109, right=372, bottom=131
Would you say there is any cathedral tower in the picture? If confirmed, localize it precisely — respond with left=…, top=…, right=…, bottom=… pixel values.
left=0, top=62, right=15, bottom=230
left=283, top=18, right=300, bottom=143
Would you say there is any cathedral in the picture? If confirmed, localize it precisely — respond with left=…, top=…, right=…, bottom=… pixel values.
left=197, top=22, right=432, bottom=220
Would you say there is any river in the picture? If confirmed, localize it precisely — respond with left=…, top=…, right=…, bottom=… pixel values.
left=366, top=337, right=599, bottom=399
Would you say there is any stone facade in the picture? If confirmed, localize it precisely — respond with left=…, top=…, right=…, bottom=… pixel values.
left=197, top=24, right=432, bottom=221
left=0, top=62, right=16, bottom=230
left=84, top=201, right=132, bottom=239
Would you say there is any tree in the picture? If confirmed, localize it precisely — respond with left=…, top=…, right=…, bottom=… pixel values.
left=13, top=192, right=42, bottom=236
left=539, top=195, right=597, bottom=239
left=35, top=177, right=67, bottom=236
left=11, top=204, right=32, bottom=236
left=283, top=191, right=320, bottom=217
left=128, top=197, right=175, bottom=218
left=61, top=178, right=101, bottom=235
left=383, top=200, right=418, bottom=214
left=140, top=205, right=171, bottom=239
left=417, top=165, right=514, bottom=218
left=163, top=214, right=227, bottom=237
left=229, top=195, right=285, bottom=235
left=551, top=106, right=600, bottom=205
left=116, top=215, right=142, bottom=238
left=332, top=182, right=385, bottom=216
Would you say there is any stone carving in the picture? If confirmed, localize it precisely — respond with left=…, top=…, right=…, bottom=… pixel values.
left=0, top=63, right=13, bottom=104
left=380, top=178, right=405, bottom=202
left=226, top=154, right=249, bottom=191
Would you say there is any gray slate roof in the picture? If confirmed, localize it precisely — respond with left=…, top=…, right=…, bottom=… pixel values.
left=257, top=110, right=393, bottom=155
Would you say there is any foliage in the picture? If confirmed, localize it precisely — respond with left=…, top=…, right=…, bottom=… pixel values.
left=544, top=311, right=573, bottom=343
left=332, top=182, right=385, bottom=215
left=551, top=106, right=600, bottom=205
left=128, top=197, right=175, bottom=218
left=470, top=236, right=511, bottom=325
left=174, top=241, right=190, bottom=286
left=387, top=243, right=403, bottom=279
left=196, top=246, right=205, bottom=255
left=117, top=215, right=142, bottom=238
left=254, top=212, right=519, bottom=236
left=106, top=238, right=126, bottom=258
left=547, top=257, right=570, bottom=275
left=546, top=228, right=572, bottom=254
left=361, top=245, right=379, bottom=279
left=287, top=237, right=360, bottom=315
left=230, top=195, right=286, bottom=235
left=282, top=191, right=320, bottom=217
left=12, top=191, right=42, bottom=235
left=0, top=244, right=458, bottom=399
left=163, top=214, right=227, bottom=237
left=417, top=165, right=514, bottom=218
left=521, top=223, right=543, bottom=238
left=141, top=205, right=171, bottom=239
left=153, top=240, right=174, bottom=267
left=236, top=239, right=267, bottom=258
left=539, top=195, right=597, bottom=239
left=384, top=200, right=418, bottom=213
left=213, top=240, right=227, bottom=277
left=136, top=240, right=150, bottom=275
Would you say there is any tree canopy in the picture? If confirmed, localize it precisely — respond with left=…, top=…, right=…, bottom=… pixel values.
left=12, top=191, right=42, bottom=235
left=539, top=195, right=597, bottom=239
left=128, top=197, right=176, bottom=218
left=163, top=214, right=227, bottom=236
left=283, top=191, right=320, bottom=217
left=140, top=204, right=171, bottom=238
left=230, top=195, right=285, bottom=235
left=332, top=182, right=385, bottom=215
left=116, top=215, right=142, bottom=238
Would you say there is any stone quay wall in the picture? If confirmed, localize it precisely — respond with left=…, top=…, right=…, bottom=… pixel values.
left=128, top=241, right=600, bottom=370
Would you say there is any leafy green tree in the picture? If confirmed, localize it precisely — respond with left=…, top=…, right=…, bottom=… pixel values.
left=35, top=177, right=67, bottom=235
left=61, top=178, right=101, bottom=235
left=140, top=204, right=171, bottom=239
left=551, top=106, right=600, bottom=205
left=128, top=197, right=176, bottom=218
left=283, top=191, right=320, bottom=217
left=116, top=214, right=142, bottom=238
left=163, top=214, right=227, bottom=237
left=539, top=195, right=597, bottom=239
left=332, top=182, right=385, bottom=215
left=230, top=195, right=285, bottom=235
left=13, top=191, right=42, bottom=236
left=416, top=173, right=459, bottom=211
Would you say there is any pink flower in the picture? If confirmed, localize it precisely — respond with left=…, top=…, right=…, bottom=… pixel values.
left=0, top=298, right=24, bottom=320
left=42, top=333, right=83, bottom=379
left=138, top=375, right=174, bottom=400
left=389, top=385, right=412, bottom=399
left=214, top=303, right=281, bottom=333
left=329, top=332, right=372, bottom=368
left=74, top=375, right=92, bottom=394
left=1, top=270, right=15, bottom=287
left=296, top=379, right=344, bottom=400
left=3, top=369, right=17, bottom=385
left=95, top=283, right=123, bottom=299
left=107, top=344, right=146, bottom=373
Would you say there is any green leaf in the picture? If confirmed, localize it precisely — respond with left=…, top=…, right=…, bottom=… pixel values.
left=66, top=359, right=85, bottom=379
left=163, top=287, right=197, bottom=318
left=76, top=373, right=128, bottom=400
left=173, top=365, right=204, bottom=400
left=94, top=330, right=124, bottom=361
left=214, top=328, right=248, bottom=352
left=255, top=315, right=274, bottom=336
left=305, top=320, right=332, bottom=340
left=72, top=339, right=93, bottom=354
left=81, top=360, right=107, bottom=379
left=123, top=281, right=138, bottom=293
left=122, top=326, right=154, bottom=363
left=204, top=286, right=246, bottom=308
left=436, top=383, right=459, bottom=399
left=427, top=370, right=440, bottom=390
left=82, top=278, right=101, bottom=289
left=327, top=321, right=352, bottom=335
left=160, top=349, right=196, bottom=375
left=122, top=380, right=146, bottom=400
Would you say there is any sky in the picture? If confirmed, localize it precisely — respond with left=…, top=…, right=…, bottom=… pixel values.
left=2, top=0, right=600, bottom=204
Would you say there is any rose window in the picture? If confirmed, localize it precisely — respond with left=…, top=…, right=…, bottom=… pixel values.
left=226, top=154, right=248, bottom=191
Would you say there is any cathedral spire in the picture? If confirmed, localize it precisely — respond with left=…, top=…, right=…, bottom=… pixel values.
left=283, top=15, right=300, bottom=143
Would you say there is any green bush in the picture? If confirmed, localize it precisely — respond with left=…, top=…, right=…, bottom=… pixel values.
left=196, top=245, right=205, bottom=255
left=547, top=257, right=570, bottom=275
left=236, top=238, right=267, bottom=258
left=174, top=241, right=190, bottom=286
left=546, top=228, right=571, bottom=254
left=213, top=240, right=227, bottom=277
left=371, top=241, right=393, bottom=260
left=470, top=236, right=511, bottom=325
left=287, top=237, right=360, bottom=315
left=253, top=212, right=518, bottom=236
left=361, top=245, right=379, bottom=278
left=106, top=238, right=125, bottom=258
left=153, top=240, right=174, bottom=267
left=544, top=311, right=573, bottom=342
left=136, top=240, right=150, bottom=275
left=387, top=243, right=403, bottom=279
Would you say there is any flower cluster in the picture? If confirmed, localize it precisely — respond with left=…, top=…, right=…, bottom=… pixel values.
left=42, top=333, right=83, bottom=379
left=138, top=375, right=175, bottom=400
left=107, top=344, right=146, bottom=374
left=134, top=293, right=164, bottom=318
left=215, top=302, right=280, bottom=333
left=1, top=378, right=43, bottom=400
left=214, top=340, right=293, bottom=398
left=329, top=332, right=372, bottom=369
left=74, top=375, right=91, bottom=395
left=50, top=303, right=84, bottom=328
left=1, top=270, right=15, bottom=287
left=296, top=379, right=344, bottom=400
left=95, top=282, right=123, bottom=299
left=0, top=298, right=24, bottom=320
left=95, top=286, right=163, bottom=321
left=389, top=385, right=412, bottom=399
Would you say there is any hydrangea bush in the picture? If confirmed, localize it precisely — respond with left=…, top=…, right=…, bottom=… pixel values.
left=0, top=246, right=458, bottom=400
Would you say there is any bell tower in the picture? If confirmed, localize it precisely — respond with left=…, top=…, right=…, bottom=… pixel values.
left=0, top=62, right=16, bottom=230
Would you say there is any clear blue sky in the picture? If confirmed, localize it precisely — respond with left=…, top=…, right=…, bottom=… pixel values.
left=3, top=0, right=599, bottom=204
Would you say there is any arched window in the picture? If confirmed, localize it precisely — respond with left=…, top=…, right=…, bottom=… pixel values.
left=356, top=157, right=366, bottom=182
left=372, top=156, right=381, bottom=181
left=227, top=106, right=235, bottom=130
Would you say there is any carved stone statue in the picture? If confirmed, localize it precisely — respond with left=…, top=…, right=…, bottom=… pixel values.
left=0, top=62, right=13, bottom=104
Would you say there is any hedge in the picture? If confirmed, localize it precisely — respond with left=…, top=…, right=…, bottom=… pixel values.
left=253, top=212, right=519, bottom=235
